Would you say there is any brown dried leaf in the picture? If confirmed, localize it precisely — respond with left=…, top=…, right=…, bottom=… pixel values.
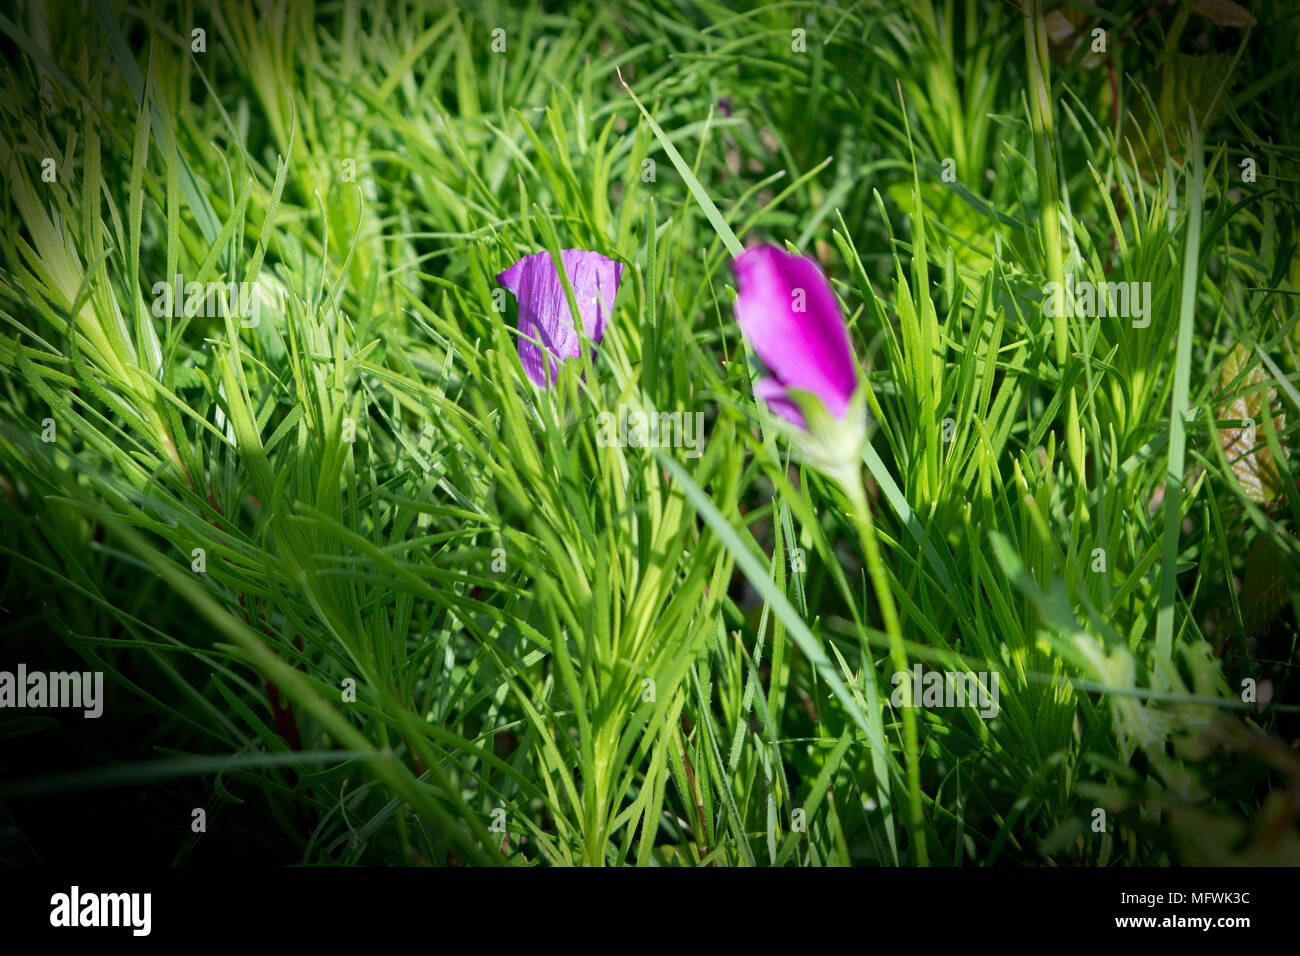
left=1193, top=0, right=1257, bottom=28
left=1217, top=343, right=1286, bottom=504
left=1045, top=7, right=1103, bottom=68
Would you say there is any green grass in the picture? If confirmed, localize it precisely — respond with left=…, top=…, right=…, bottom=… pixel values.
left=0, top=0, right=1298, bottom=866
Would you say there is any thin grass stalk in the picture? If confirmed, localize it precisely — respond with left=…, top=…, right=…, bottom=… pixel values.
left=1155, top=115, right=1205, bottom=660
left=1023, top=0, right=1084, bottom=485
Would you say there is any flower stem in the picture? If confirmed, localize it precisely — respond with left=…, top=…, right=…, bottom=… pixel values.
left=838, top=468, right=928, bottom=866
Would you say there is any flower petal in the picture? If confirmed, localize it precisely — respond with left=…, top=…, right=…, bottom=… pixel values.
left=497, top=250, right=623, bottom=388
left=731, top=245, right=858, bottom=419
left=753, top=376, right=806, bottom=429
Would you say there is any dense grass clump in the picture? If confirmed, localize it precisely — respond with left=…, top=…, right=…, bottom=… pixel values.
left=1, top=0, right=1298, bottom=866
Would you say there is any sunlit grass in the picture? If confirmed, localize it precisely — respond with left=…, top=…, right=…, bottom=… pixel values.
left=0, top=0, right=1297, bottom=866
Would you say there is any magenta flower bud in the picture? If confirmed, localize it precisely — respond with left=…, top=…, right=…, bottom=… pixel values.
left=730, top=245, right=860, bottom=429
left=496, top=249, right=623, bottom=388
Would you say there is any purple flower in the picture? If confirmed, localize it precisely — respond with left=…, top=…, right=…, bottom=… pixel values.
left=496, top=249, right=623, bottom=388
left=730, top=245, right=859, bottom=429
